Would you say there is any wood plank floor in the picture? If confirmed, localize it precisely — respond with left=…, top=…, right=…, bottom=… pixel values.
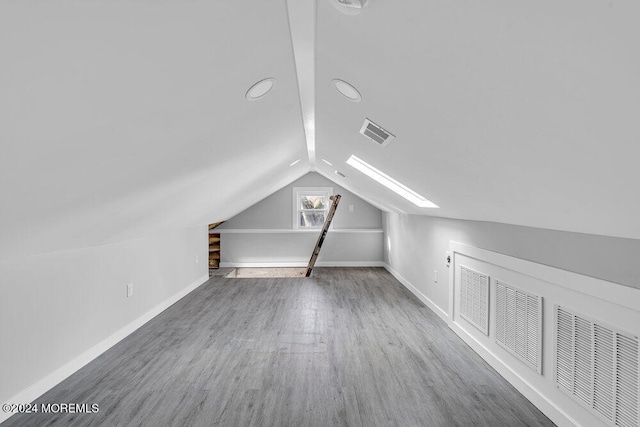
left=3, top=268, right=554, bottom=426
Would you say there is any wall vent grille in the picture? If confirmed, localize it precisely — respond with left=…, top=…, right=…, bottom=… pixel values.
left=459, top=266, right=489, bottom=335
left=555, top=306, right=639, bottom=427
left=359, top=118, right=395, bottom=147
left=495, top=280, right=542, bottom=373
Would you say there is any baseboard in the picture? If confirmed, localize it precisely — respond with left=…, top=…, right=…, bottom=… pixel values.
left=383, top=263, right=449, bottom=323
left=316, top=261, right=385, bottom=267
left=0, top=273, right=209, bottom=425
left=220, top=261, right=385, bottom=268
left=217, top=228, right=383, bottom=234
left=382, top=261, right=576, bottom=426
left=448, top=320, right=578, bottom=427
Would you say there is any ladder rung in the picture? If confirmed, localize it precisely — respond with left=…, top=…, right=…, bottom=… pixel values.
left=305, top=195, right=341, bottom=277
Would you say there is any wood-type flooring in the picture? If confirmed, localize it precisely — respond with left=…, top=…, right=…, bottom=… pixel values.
left=3, top=267, right=554, bottom=426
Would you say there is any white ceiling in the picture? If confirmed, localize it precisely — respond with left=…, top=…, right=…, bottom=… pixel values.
left=316, top=0, right=640, bottom=238
left=1, top=0, right=639, bottom=259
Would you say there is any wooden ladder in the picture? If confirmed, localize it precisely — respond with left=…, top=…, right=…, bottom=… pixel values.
left=306, top=194, right=341, bottom=277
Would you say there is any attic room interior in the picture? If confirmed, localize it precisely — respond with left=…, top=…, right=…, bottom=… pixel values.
left=1, top=0, right=639, bottom=425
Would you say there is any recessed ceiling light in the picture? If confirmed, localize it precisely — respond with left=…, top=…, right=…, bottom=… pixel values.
left=289, top=159, right=301, bottom=167
left=333, top=79, right=361, bottom=102
left=329, top=0, right=369, bottom=15
left=322, top=159, right=333, bottom=166
left=346, top=155, right=438, bottom=208
left=246, top=78, right=275, bottom=101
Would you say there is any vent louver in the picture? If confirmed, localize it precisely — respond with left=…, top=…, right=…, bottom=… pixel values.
left=359, top=118, right=395, bottom=147
left=555, top=306, right=639, bottom=427
left=496, top=280, right=542, bottom=373
left=459, top=266, right=489, bottom=335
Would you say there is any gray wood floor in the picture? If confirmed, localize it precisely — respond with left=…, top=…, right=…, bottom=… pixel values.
left=3, top=267, right=554, bottom=426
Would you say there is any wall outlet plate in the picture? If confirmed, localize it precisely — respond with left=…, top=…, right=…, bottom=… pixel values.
left=127, top=283, right=134, bottom=297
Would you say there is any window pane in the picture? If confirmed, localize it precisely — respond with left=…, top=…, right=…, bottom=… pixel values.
left=300, top=195, right=326, bottom=210
left=299, top=211, right=325, bottom=227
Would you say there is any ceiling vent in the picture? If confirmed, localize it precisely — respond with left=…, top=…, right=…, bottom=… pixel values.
left=360, top=118, right=395, bottom=147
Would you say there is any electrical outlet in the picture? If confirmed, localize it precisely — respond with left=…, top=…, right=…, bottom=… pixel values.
left=433, top=270, right=438, bottom=283
left=195, top=255, right=199, bottom=264
left=348, top=204, right=354, bottom=212
left=126, top=283, right=134, bottom=297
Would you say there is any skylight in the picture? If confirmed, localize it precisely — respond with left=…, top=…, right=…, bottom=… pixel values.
left=346, top=155, right=438, bottom=208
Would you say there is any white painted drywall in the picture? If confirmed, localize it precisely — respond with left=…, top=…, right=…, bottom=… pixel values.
left=383, top=212, right=640, bottom=316
left=220, top=230, right=383, bottom=267
left=218, top=173, right=384, bottom=266
left=447, top=243, right=640, bottom=427
left=219, top=172, right=382, bottom=230
left=0, top=0, right=310, bottom=262
left=0, top=226, right=208, bottom=406
left=315, top=0, right=640, bottom=240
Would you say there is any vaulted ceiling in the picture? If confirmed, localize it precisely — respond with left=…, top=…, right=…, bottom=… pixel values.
left=1, top=0, right=639, bottom=259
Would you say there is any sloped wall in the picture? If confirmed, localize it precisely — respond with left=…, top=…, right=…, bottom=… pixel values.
left=0, top=226, right=208, bottom=415
left=218, top=173, right=384, bottom=266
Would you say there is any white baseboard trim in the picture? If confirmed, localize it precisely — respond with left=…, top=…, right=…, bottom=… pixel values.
left=383, top=260, right=575, bottom=426
left=0, top=273, right=209, bottom=425
left=449, top=320, right=577, bottom=427
left=383, top=263, right=449, bottom=323
left=220, top=261, right=385, bottom=268
left=217, top=228, right=383, bottom=234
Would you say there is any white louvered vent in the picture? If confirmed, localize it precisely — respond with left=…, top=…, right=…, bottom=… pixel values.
left=495, top=280, right=542, bottom=374
left=459, top=266, right=489, bottom=335
left=555, top=306, right=639, bottom=427
left=359, top=118, right=395, bottom=147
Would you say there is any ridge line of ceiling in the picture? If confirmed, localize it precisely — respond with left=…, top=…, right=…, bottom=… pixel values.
left=285, top=0, right=317, bottom=170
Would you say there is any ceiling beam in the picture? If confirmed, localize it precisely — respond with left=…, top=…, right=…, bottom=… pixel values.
left=286, top=0, right=316, bottom=170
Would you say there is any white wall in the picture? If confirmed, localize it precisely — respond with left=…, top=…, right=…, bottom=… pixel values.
left=221, top=230, right=383, bottom=267
left=219, top=172, right=382, bottom=230
left=383, top=213, right=640, bottom=426
left=218, top=173, right=384, bottom=266
left=447, top=243, right=640, bottom=427
left=383, top=212, right=640, bottom=317
left=0, top=226, right=208, bottom=413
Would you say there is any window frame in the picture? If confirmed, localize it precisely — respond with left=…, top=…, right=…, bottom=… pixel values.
left=292, top=187, right=333, bottom=230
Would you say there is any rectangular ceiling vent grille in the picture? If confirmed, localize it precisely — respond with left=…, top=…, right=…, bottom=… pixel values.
left=459, top=266, right=489, bottom=335
left=359, top=118, right=395, bottom=147
left=555, top=305, right=639, bottom=427
left=496, top=280, right=542, bottom=374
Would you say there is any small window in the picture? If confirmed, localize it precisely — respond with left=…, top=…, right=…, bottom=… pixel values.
left=293, top=187, right=333, bottom=229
